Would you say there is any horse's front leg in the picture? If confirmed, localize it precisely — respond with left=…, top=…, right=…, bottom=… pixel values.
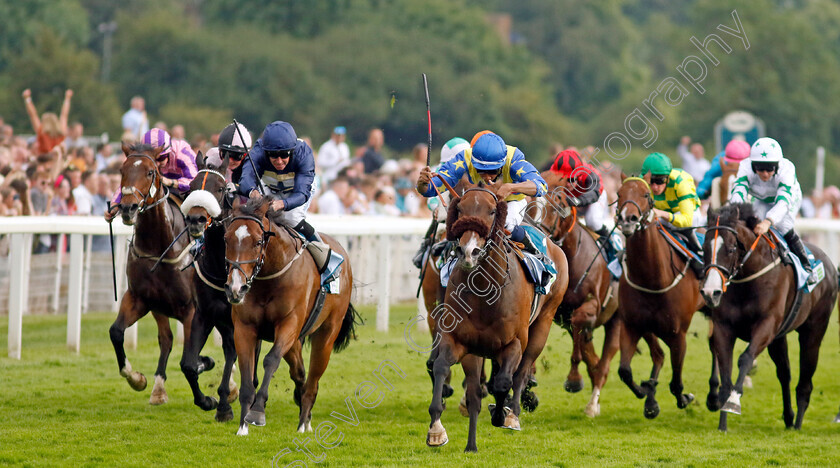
left=722, top=317, right=776, bottom=417
left=617, top=319, right=645, bottom=399
left=180, top=301, right=218, bottom=411
left=666, top=331, right=695, bottom=409
left=150, top=312, right=174, bottom=405
left=641, top=333, right=665, bottom=419
left=427, top=339, right=463, bottom=448
left=490, top=339, right=522, bottom=428
left=214, top=318, right=239, bottom=423
left=587, top=314, right=621, bottom=418
left=766, top=336, right=794, bottom=427
left=707, top=320, right=721, bottom=411
left=713, top=321, right=736, bottom=432
left=109, top=291, right=150, bottom=392
left=245, top=323, right=297, bottom=428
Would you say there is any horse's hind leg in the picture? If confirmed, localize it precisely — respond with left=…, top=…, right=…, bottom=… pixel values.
left=281, top=340, right=305, bottom=414
left=666, top=332, right=695, bottom=409
left=461, top=354, right=483, bottom=453
left=766, top=337, right=794, bottom=428
left=794, top=320, right=830, bottom=429
left=150, top=312, right=174, bottom=405
left=564, top=322, right=585, bottom=393
left=510, top=315, right=554, bottom=424
left=180, top=305, right=218, bottom=411
left=214, top=320, right=238, bottom=423
left=490, top=339, right=522, bottom=428
left=109, top=292, right=149, bottom=391
left=587, top=315, right=621, bottom=418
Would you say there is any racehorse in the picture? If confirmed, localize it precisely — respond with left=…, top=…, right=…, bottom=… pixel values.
left=108, top=143, right=209, bottom=404
left=425, top=184, right=568, bottom=452
left=614, top=175, right=709, bottom=419
left=537, top=172, right=619, bottom=417
left=179, top=153, right=251, bottom=422
left=701, top=203, right=838, bottom=431
left=224, top=197, right=358, bottom=436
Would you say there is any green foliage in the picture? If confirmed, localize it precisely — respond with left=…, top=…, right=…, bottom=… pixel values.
left=157, top=103, right=231, bottom=138
left=0, top=0, right=90, bottom=72
left=0, top=30, right=121, bottom=136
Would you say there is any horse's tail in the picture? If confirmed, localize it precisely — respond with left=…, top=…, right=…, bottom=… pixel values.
left=333, top=302, right=362, bottom=353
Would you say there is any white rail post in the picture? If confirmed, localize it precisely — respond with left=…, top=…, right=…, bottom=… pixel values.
left=82, top=234, right=93, bottom=314
left=52, top=234, right=64, bottom=313
left=21, top=233, right=32, bottom=315
left=67, top=234, right=84, bottom=352
left=376, top=234, right=391, bottom=331
left=8, top=234, right=27, bottom=359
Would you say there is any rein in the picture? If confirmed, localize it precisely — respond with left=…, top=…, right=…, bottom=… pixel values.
left=617, top=178, right=655, bottom=232
left=225, top=215, right=305, bottom=289
left=124, top=153, right=169, bottom=214
left=703, top=220, right=779, bottom=288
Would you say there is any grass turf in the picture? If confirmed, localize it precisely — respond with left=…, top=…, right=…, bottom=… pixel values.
left=1, top=304, right=840, bottom=467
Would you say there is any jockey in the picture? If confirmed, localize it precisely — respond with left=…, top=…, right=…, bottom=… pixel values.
left=416, top=132, right=548, bottom=252
left=238, top=120, right=330, bottom=266
left=641, top=152, right=701, bottom=229
left=729, top=137, right=814, bottom=283
left=413, top=137, right=471, bottom=268
left=696, top=139, right=751, bottom=200
left=549, top=149, right=611, bottom=241
left=105, top=128, right=197, bottom=220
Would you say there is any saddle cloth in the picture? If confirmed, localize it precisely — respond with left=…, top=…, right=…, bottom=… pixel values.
left=769, top=228, right=824, bottom=291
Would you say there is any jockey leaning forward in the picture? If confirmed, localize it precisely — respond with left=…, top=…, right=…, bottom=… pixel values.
left=105, top=127, right=197, bottom=221
left=415, top=132, right=548, bottom=253
left=549, top=149, right=612, bottom=241
left=696, top=139, right=751, bottom=200
left=728, top=137, right=815, bottom=284
left=237, top=120, right=330, bottom=267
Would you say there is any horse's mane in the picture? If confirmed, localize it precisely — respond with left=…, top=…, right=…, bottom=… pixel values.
left=710, top=202, right=759, bottom=230
left=238, top=196, right=271, bottom=217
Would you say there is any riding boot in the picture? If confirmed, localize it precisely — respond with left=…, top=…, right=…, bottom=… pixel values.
left=783, top=230, right=815, bottom=284
left=294, top=219, right=331, bottom=273
left=413, top=220, right=438, bottom=269
left=594, top=226, right=612, bottom=257
left=511, top=225, right=538, bottom=255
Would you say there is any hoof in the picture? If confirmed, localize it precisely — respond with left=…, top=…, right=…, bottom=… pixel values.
left=297, top=421, right=313, bottom=433
left=678, top=393, right=695, bottom=409
left=237, top=423, right=249, bottom=436
left=198, top=395, right=219, bottom=411
left=644, top=402, right=660, bottom=419
left=584, top=402, right=600, bottom=418
left=521, top=390, right=539, bottom=413
left=442, top=384, right=454, bottom=399
left=503, top=408, right=520, bottom=431
left=227, top=383, right=239, bottom=404
left=245, top=410, right=266, bottom=426
left=126, top=372, right=147, bottom=392
left=706, top=394, right=721, bottom=412
left=427, top=420, right=448, bottom=447
left=149, top=375, right=168, bottom=405
left=527, top=374, right=538, bottom=389
left=489, top=405, right=509, bottom=427
left=480, top=384, right=489, bottom=398
left=459, top=397, right=469, bottom=417
left=721, top=392, right=741, bottom=415
left=198, top=356, right=215, bottom=373
left=834, top=413, right=840, bottom=424
left=743, top=375, right=753, bottom=389
left=564, top=379, right=584, bottom=393
left=215, top=407, right=234, bottom=423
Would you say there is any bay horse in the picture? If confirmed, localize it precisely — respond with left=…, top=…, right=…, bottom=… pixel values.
left=179, top=153, right=249, bottom=422
left=426, top=184, right=568, bottom=452
left=614, top=175, right=709, bottom=419
left=701, top=203, right=838, bottom=431
left=224, top=197, right=358, bottom=436
left=108, top=143, right=210, bottom=404
left=537, top=172, right=619, bottom=417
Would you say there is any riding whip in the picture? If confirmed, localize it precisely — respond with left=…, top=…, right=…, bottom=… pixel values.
left=107, top=201, right=118, bottom=301
left=573, top=223, right=619, bottom=294
left=150, top=227, right=189, bottom=272
left=417, top=73, right=436, bottom=297
left=423, top=73, right=432, bottom=167
left=233, top=118, right=264, bottom=197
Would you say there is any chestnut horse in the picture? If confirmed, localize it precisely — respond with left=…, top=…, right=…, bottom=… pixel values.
left=108, top=143, right=209, bottom=404
left=224, top=198, right=358, bottom=436
left=614, top=176, right=709, bottom=419
left=426, top=185, right=568, bottom=452
left=537, top=173, right=619, bottom=417
left=701, top=203, right=838, bottom=431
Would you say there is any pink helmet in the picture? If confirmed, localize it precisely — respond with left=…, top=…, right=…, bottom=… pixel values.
left=142, top=128, right=172, bottom=155
left=724, top=139, right=750, bottom=164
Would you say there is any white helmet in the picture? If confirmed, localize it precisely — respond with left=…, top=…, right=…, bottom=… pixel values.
left=749, top=137, right=783, bottom=163
left=440, top=137, right=470, bottom=164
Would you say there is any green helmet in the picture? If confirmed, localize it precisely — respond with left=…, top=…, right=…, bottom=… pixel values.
left=642, top=152, right=673, bottom=176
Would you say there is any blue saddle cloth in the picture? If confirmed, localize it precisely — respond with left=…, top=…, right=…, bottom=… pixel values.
left=321, top=251, right=344, bottom=294
left=769, top=228, right=822, bottom=291
left=439, top=226, right=557, bottom=294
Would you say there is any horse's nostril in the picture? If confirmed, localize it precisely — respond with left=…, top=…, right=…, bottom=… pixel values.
left=712, top=290, right=722, bottom=298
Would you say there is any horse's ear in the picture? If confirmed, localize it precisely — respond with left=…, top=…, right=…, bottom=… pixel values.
left=121, top=141, right=131, bottom=156
left=195, top=151, right=205, bottom=169
left=255, top=198, right=271, bottom=217
left=152, top=145, right=164, bottom=160
left=620, top=171, right=628, bottom=182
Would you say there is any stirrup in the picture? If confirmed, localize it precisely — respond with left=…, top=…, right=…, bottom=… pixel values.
left=306, top=241, right=331, bottom=274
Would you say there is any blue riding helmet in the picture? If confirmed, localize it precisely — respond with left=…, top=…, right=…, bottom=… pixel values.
left=471, top=133, right=507, bottom=171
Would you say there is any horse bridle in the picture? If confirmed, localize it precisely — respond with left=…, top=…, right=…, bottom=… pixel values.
left=224, top=215, right=275, bottom=289
left=194, top=168, right=233, bottom=226
left=123, top=153, right=169, bottom=213
left=539, top=192, right=574, bottom=244
left=703, top=221, right=775, bottom=289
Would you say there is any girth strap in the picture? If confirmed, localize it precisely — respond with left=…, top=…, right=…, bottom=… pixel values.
left=298, top=287, right=328, bottom=340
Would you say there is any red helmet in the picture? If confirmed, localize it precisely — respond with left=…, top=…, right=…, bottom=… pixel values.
left=550, top=149, right=584, bottom=178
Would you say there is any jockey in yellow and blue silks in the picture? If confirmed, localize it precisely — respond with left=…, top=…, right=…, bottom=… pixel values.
left=641, top=152, right=701, bottom=228
left=416, top=132, right=547, bottom=249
